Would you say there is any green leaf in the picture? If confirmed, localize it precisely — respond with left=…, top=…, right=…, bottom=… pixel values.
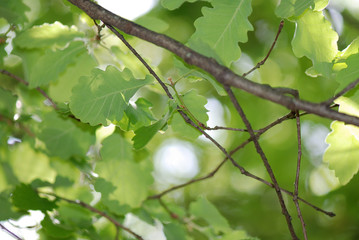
left=0, top=87, right=17, bottom=118
left=189, top=197, right=230, bottom=234
left=95, top=134, right=153, bottom=208
left=70, top=66, right=153, bottom=126
left=337, top=37, right=359, bottom=62
left=41, top=214, right=74, bottom=238
left=0, top=191, right=23, bottom=220
left=48, top=50, right=97, bottom=102
left=188, top=0, right=253, bottom=66
left=275, top=0, right=328, bottom=18
left=12, top=184, right=56, bottom=211
left=173, top=57, right=226, bottom=96
left=221, top=230, right=258, bottom=240
left=133, top=119, right=167, bottom=149
left=323, top=96, right=359, bottom=185
left=38, top=112, right=95, bottom=159
left=27, top=41, right=86, bottom=88
left=135, top=16, right=169, bottom=32
left=58, top=203, right=93, bottom=228
left=291, top=9, right=338, bottom=77
left=0, top=0, right=29, bottom=24
left=171, top=89, right=208, bottom=140
left=14, top=22, right=84, bottom=49
left=335, top=53, right=359, bottom=94
left=161, top=0, right=197, bottom=10
left=164, top=222, right=187, bottom=240
left=10, top=142, right=56, bottom=184
left=119, top=98, right=156, bottom=131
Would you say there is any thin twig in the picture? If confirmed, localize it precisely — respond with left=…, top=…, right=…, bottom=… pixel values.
left=321, top=78, right=359, bottom=106
left=204, top=125, right=252, bottom=132
left=0, top=114, right=35, bottom=137
left=0, top=69, right=58, bottom=110
left=103, top=21, right=334, bottom=238
left=293, top=109, right=308, bottom=240
left=224, top=86, right=298, bottom=240
left=67, top=0, right=359, bottom=126
left=40, top=192, right=144, bottom=240
left=104, top=24, right=173, bottom=100
left=0, top=223, right=23, bottom=240
left=243, top=20, right=284, bottom=77
left=158, top=198, right=180, bottom=220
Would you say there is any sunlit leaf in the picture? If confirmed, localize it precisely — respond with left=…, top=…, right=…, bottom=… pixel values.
left=24, top=41, right=86, bottom=88
left=10, top=142, right=56, bottom=184
left=324, top=97, right=359, bottom=185
left=275, top=0, right=328, bottom=18
left=188, top=0, right=253, bottom=66
left=190, top=197, right=230, bottom=233
left=14, top=22, right=84, bottom=49
left=95, top=134, right=153, bottom=208
left=291, top=9, right=338, bottom=77
left=70, top=66, right=153, bottom=126
left=49, top=51, right=97, bottom=102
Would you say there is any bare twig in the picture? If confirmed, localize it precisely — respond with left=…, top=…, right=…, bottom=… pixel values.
left=293, top=109, right=307, bottom=240
left=243, top=20, right=284, bottom=77
left=40, top=192, right=144, bottom=240
left=105, top=24, right=173, bottom=100
left=0, top=223, right=23, bottom=240
left=321, top=78, right=359, bottom=106
left=0, top=69, right=58, bottom=110
left=224, top=86, right=298, bottom=239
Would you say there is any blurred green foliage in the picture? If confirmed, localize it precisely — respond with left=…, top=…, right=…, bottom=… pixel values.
left=1, top=0, right=359, bottom=239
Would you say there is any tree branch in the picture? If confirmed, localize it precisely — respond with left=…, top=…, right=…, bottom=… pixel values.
left=67, top=0, right=359, bottom=126
left=40, top=192, right=144, bottom=240
left=0, top=69, right=58, bottom=110
left=224, top=86, right=298, bottom=239
left=0, top=223, right=23, bottom=240
left=243, top=20, right=284, bottom=77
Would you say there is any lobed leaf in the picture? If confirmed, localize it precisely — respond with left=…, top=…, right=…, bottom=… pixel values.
left=12, top=184, right=56, bottom=211
left=291, top=9, right=338, bottom=77
left=70, top=66, right=153, bottom=126
left=189, top=197, right=231, bottom=233
left=38, top=112, right=95, bottom=159
left=335, top=53, right=359, bottom=94
left=0, top=0, right=29, bottom=24
left=275, top=0, right=328, bottom=18
left=24, top=41, right=86, bottom=88
left=188, top=0, right=253, bottom=66
left=96, top=135, right=153, bottom=208
left=14, top=22, right=84, bottom=49
left=324, top=96, right=359, bottom=185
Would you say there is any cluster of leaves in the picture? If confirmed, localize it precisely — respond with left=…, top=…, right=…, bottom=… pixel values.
left=1, top=0, right=359, bottom=239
